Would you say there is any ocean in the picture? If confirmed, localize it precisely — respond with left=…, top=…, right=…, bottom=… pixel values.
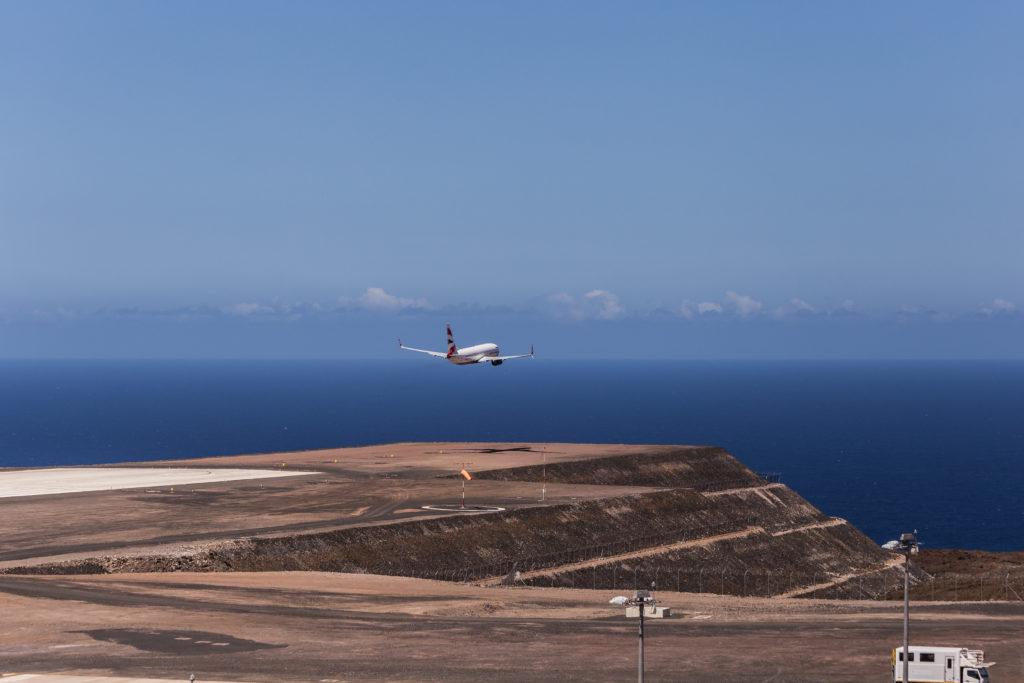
left=1, top=359, right=1021, bottom=552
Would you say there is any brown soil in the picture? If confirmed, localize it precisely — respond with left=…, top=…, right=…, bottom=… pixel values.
left=1, top=571, right=1021, bottom=682
left=2, top=442, right=1021, bottom=681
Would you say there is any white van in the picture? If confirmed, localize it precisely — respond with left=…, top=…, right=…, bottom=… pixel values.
left=893, top=646, right=993, bottom=682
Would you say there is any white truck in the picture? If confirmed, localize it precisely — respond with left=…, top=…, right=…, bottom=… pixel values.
left=893, top=646, right=994, bottom=682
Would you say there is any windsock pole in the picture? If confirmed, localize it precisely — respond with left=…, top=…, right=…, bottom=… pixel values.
left=459, top=466, right=473, bottom=509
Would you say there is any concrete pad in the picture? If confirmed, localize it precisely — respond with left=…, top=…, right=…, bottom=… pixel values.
left=0, top=468, right=313, bottom=498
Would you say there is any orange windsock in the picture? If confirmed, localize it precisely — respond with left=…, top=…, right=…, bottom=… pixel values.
left=460, top=469, right=473, bottom=481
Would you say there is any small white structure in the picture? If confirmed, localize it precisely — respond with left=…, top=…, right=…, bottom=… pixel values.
left=892, top=646, right=994, bottom=682
left=626, top=604, right=670, bottom=618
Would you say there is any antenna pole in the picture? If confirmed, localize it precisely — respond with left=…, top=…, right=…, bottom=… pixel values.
left=541, top=448, right=547, bottom=501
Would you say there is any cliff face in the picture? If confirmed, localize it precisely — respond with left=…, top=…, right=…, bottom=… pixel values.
left=3, top=446, right=908, bottom=599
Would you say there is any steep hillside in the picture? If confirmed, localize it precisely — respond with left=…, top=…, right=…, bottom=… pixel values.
left=4, top=448, right=903, bottom=599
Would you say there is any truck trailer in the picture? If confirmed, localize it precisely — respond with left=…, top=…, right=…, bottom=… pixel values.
left=893, top=646, right=993, bottom=682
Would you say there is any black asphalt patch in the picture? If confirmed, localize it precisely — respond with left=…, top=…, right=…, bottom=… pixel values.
left=76, top=628, right=286, bottom=654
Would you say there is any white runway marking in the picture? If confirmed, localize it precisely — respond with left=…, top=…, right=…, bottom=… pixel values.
left=0, top=467, right=313, bottom=498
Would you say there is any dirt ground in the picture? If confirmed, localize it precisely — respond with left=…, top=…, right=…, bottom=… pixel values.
left=2, top=443, right=1021, bottom=681
left=1, top=572, right=1021, bottom=682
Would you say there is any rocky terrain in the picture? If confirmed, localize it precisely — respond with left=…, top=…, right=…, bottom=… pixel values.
left=2, top=444, right=915, bottom=600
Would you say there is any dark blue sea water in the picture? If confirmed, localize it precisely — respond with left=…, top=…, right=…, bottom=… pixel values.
left=1, top=359, right=1021, bottom=552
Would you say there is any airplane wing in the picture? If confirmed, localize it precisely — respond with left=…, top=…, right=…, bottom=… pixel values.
left=477, top=345, right=534, bottom=362
left=398, top=339, right=447, bottom=358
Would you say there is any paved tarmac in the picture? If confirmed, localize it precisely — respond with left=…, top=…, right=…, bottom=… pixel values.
left=0, top=468, right=312, bottom=498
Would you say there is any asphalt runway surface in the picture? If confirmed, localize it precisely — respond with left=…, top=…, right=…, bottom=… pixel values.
left=0, top=467, right=311, bottom=498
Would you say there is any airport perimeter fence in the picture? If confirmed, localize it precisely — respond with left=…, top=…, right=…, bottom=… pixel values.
left=381, top=562, right=1024, bottom=602
left=381, top=515, right=829, bottom=584
left=369, top=558, right=1024, bottom=601
left=439, top=517, right=817, bottom=583
left=505, top=566, right=1024, bottom=602
left=690, top=477, right=781, bottom=492
left=372, top=510, right=1024, bottom=602
left=908, top=572, right=1024, bottom=603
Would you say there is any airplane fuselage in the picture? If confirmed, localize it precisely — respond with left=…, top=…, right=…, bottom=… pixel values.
left=447, top=343, right=499, bottom=364
left=398, top=325, right=531, bottom=366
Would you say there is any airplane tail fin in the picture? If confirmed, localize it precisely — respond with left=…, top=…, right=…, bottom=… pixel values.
left=446, top=324, right=457, bottom=357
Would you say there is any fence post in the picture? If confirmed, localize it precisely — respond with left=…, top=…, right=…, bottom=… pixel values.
left=767, top=570, right=772, bottom=598
left=722, top=569, right=726, bottom=595
left=699, top=567, right=705, bottom=594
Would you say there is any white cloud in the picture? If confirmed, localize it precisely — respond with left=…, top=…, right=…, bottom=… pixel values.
left=791, top=298, right=815, bottom=313
left=725, top=291, right=762, bottom=317
left=223, top=302, right=274, bottom=316
left=980, top=298, right=1016, bottom=316
left=584, top=289, right=625, bottom=319
left=340, top=287, right=430, bottom=312
left=547, top=292, right=575, bottom=305
left=697, top=302, right=722, bottom=315
left=679, top=301, right=695, bottom=319
left=994, top=298, right=1016, bottom=311
left=830, top=299, right=858, bottom=315
left=545, top=290, right=626, bottom=320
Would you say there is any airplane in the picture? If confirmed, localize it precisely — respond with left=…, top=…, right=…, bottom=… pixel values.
left=399, top=325, right=534, bottom=366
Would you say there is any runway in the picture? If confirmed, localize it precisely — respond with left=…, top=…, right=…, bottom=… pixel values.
left=0, top=467, right=312, bottom=498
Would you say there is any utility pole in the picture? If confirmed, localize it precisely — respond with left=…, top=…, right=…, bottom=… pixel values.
left=637, top=595, right=645, bottom=683
left=541, top=448, right=547, bottom=501
left=609, top=589, right=656, bottom=683
left=898, top=531, right=919, bottom=683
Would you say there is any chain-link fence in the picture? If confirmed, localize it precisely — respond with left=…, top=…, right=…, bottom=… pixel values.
left=383, top=560, right=1024, bottom=603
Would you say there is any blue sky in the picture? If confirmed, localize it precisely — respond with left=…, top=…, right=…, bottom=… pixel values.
left=2, top=2, right=1022, bottom=358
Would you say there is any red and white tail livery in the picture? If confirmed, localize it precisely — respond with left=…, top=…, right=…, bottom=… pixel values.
left=446, top=324, right=457, bottom=357
left=399, top=325, right=534, bottom=366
